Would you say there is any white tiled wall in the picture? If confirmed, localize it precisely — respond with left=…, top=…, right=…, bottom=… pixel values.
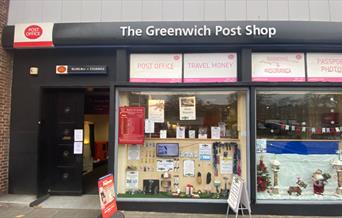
left=7, top=0, right=339, bottom=25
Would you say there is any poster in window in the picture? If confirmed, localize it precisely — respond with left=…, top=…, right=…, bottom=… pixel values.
left=307, top=53, right=342, bottom=82
left=184, top=53, right=237, bottom=83
left=148, top=99, right=165, bottom=123
left=252, top=53, right=305, bottom=82
left=144, top=119, right=155, bottom=133
left=119, top=107, right=145, bottom=145
left=179, top=96, right=196, bottom=120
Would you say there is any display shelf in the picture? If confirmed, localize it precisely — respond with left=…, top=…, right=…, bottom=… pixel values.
left=143, top=137, right=240, bottom=142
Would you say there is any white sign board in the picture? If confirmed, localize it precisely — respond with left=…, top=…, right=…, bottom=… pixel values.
left=307, top=53, right=342, bottom=82
left=130, top=53, right=182, bottom=83
left=184, top=53, right=237, bottom=82
left=252, top=53, right=305, bottom=82
left=14, top=23, right=54, bottom=48
left=227, top=175, right=251, bottom=217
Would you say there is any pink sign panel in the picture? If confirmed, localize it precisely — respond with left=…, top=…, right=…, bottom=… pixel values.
left=130, top=54, right=182, bottom=83
left=307, top=53, right=342, bottom=82
left=252, top=53, right=305, bottom=82
left=183, top=53, right=237, bottom=83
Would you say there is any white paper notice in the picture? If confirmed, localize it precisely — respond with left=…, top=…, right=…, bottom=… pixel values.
left=179, top=96, right=196, bottom=120
left=221, top=158, right=233, bottom=174
left=145, top=119, right=155, bottom=133
left=183, top=159, right=195, bottom=177
left=199, top=144, right=212, bottom=161
left=211, top=126, right=221, bottom=139
left=160, top=130, right=167, bottom=138
left=157, top=159, right=174, bottom=172
left=73, top=141, right=83, bottom=154
left=128, top=144, right=140, bottom=160
left=176, top=126, right=185, bottom=139
left=256, top=138, right=267, bottom=153
left=126, top=171, right=139, bottom=190
left=74, top=129, right=83, bottom=141
left=148, top=99, right=165, bottom=123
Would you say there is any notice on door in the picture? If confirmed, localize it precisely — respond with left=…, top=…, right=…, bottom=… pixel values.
left=184, top=53, right=237, bottom=83
left=119, top=107, right=145, bottom=145
left=252, top=53, right=305, bottom=82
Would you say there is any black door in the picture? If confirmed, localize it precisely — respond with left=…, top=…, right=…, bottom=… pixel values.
left=38, top=89, right=85, bottom=196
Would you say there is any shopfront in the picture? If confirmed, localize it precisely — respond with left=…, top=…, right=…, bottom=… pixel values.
left=3, top=21, right=342, bottom=215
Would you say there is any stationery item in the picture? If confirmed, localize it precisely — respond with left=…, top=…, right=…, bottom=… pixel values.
left=176, top=126, right=185, bottom=139
left=189, top=130, right=196, bottom=139
left=160, top=130, right=167, bottom=138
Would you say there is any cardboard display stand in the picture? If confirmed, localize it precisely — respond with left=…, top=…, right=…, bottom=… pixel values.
left=226, top=175, right=251, bottom=218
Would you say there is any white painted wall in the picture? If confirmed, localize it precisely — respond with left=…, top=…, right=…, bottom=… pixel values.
left=7, top=0, right=341, bottom=25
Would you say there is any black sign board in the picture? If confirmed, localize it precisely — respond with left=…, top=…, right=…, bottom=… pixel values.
left=68, top=65, right=107, bottom=75
left=56, top=65, right=107, bottom=75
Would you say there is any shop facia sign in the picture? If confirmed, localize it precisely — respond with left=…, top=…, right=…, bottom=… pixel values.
left=120, top=25, right=277, bottom=38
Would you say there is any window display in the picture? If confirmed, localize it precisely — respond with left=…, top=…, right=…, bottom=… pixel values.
left=256, top=90, right=342, bottom=202
left=116, top=90, right=248, bottom=200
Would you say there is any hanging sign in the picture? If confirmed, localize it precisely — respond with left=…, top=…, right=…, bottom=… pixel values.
left=227, top=175, right=251, bottom=216
left=119, top=107, right=145, bottom=144
left=184, top=53, right=237, bottom=83
left=252, top=53, right=305, bottom=82
left=307, top=53, right=342, bottom=82
left=98, top=174, right=117, bottom=218
left=130, top=53, right=182, bottom=83
left=14, top=23, right=54, bottom=48
left=179, top=96, right=196, bottom=120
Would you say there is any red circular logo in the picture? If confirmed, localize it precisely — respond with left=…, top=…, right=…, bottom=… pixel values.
left=173, top=55, right=180, bottom=61
left=57, top=66, right=67, bottom=73
left=228, top=54, right=235, bottom=60
left=296, top=54, right=302, bottom=60
left=24, top=25, right=43, bottom=39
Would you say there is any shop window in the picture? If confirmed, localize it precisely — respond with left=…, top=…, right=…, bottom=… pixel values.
left=256, top=90, right=342, bottom=202
left=116, top=90, right=248, bottom=200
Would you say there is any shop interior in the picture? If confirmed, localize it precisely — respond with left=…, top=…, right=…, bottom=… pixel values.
left=82, top=88, right=109, bottom=194
left=117, top=90, right=248, bottom=199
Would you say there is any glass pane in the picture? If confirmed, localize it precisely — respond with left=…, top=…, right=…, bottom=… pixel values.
left=117, top=90, right=248, bottom=200
left=256, top=90, right=342, bottom=202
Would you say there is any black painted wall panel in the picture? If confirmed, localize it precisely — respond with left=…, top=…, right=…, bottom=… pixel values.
left=9, top=48, right=117, bottom=194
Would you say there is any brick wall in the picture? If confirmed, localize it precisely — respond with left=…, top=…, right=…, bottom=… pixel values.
left=0, top=0, right=11, bottom=194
